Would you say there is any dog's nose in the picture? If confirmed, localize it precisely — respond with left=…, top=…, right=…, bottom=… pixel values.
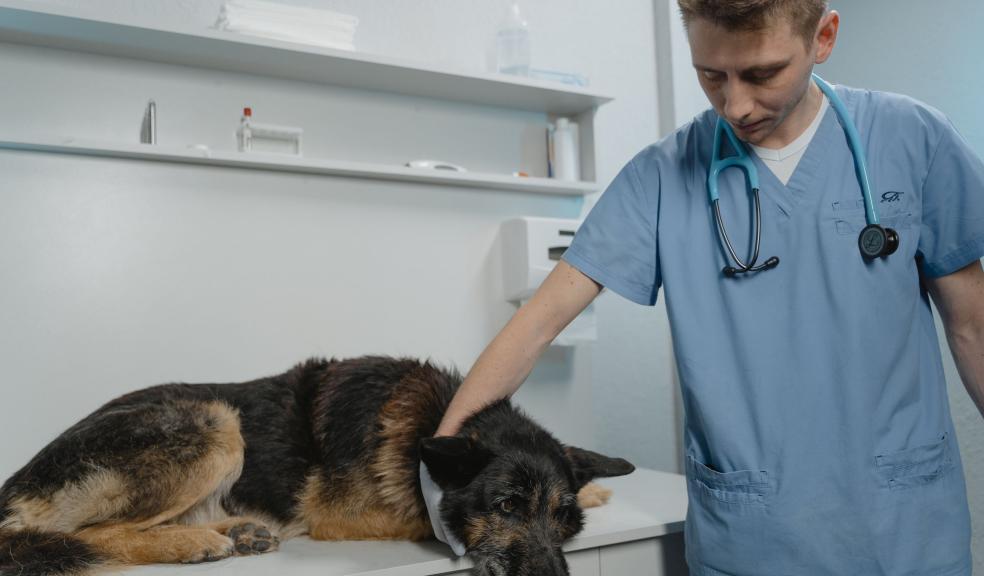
left=529, top=547, right=568, bottom=576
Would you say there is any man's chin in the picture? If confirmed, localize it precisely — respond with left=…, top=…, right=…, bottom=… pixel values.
left=733, top=120, right=772, bottom=144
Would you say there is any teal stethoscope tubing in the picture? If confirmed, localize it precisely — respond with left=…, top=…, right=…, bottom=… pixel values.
left=708, top=73, right=888, bottom=276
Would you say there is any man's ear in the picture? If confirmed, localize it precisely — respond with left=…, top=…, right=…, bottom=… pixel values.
left=419, top=436, right=494, bottom=489
left=814, top=10, right=839, bottom=64
left=564, top=446, right=635, bottom=490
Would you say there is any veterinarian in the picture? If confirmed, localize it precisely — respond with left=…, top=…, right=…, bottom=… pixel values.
left=430, top=0, right=984, bottom=574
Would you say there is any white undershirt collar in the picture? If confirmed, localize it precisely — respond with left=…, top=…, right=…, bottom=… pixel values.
left=750, top=93, right=829, bottom=161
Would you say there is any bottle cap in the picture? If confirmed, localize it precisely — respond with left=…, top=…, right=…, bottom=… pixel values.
left=243, top=107, right=252, bottom=117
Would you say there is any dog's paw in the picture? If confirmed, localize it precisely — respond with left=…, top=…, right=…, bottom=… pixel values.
left=181, top=532, right=234, bottom=564
left=228, top=522, right=280, bottom=555
left=577, top=482, right=613, bottom=508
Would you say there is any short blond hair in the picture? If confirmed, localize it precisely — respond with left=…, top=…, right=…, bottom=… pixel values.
left=677, top=0, right=828, bottom=44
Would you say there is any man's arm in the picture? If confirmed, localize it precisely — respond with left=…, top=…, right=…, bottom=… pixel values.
left=925, top=259, right=984, bottom=418
left=435, top=260, right=602, bottom=436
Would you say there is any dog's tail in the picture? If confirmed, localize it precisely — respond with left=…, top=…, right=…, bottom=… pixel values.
left=0, top=528, right=107, bottom=576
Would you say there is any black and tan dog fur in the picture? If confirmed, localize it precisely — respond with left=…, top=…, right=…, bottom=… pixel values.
left=0, top=356, right=634, bottom=576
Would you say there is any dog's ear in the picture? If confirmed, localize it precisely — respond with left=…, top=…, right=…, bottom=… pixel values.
left=564, top=446, right=635, bottom=490
left=419, top=436, right=494, bottom=489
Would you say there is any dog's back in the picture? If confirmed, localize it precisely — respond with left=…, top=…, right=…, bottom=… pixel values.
left=296, top=356, right=460, bottom=540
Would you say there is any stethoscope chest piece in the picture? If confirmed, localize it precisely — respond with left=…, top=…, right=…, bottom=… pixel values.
left=858, top=224, right=900, bottom=259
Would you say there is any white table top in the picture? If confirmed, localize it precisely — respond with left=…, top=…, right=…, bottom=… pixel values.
left=123, top=468, right=687, bottom=576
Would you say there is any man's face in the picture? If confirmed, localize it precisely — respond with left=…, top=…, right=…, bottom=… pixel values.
left=688, top=16, right=823, bottom=148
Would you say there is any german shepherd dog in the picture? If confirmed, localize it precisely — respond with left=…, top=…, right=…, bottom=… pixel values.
left=0, top=356, right=634, bottom=576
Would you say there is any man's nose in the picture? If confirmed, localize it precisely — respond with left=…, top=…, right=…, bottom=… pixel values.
left=723, top=80, right=754, bottom=123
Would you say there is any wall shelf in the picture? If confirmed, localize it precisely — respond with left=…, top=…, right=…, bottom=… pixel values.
left=0, top=138, right=598, bottom=197
left=0, top=1, right=612, bottom=115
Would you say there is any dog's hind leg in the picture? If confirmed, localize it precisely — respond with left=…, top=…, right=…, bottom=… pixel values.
left=6, top=399, right=253, bottom=565
left=75, top=524, right=235, bottom=564
left=74, top=400, right=254, bottom=564
left=76, top=519, right=282, bottom=563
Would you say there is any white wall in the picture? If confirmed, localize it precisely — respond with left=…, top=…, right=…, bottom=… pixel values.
left=653, top=0, right=708, bottom=135
left=0, top=0, right=676, bottom=480
left=821, top=1, right=984, bottom=569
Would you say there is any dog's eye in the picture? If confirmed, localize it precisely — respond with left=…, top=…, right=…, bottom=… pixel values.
left=499, top=497, right=517, bottom=514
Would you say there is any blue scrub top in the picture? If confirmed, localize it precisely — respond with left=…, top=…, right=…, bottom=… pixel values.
left=564, top=85, right=984, bottom=576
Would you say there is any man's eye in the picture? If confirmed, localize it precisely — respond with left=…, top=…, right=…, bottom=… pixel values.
left=701, top=70, right=724, bottom=82
left=749, top=71, right=778, bottom=83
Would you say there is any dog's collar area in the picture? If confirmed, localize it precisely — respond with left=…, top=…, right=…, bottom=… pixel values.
left=419, top=461, right=467, bottom=557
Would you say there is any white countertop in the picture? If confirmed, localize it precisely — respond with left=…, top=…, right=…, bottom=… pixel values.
left=123, top=468, right=687, bottom=576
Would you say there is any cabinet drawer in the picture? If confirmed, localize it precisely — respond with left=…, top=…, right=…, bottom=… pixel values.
left=438, top=548, right=600, bottom=576
left=599, top=533, right=687, bottom=576
left=568, top=548, right=601, bottom=576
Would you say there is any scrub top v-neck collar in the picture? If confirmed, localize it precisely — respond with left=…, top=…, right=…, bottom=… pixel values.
left=750, top=102, right=839, bottom=219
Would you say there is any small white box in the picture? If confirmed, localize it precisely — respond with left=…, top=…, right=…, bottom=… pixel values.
left=501, top=216, right=581, bottom=302
left=240, top=122, right=303, bottom=156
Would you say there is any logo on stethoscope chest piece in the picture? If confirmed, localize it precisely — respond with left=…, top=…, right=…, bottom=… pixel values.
left=881, top=191, right=904, bottom=203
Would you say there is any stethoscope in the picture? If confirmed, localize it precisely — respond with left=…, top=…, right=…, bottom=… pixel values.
left=708, top=73, right=899, bottom=278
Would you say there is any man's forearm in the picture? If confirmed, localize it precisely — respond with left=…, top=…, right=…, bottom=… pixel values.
left=925, top=261, right=984, bottom=418
left=435, top=261, right=602, bottom=437
left=945, top=324, right=984, bottom=418
left=434, top=314, right=548, bottom=437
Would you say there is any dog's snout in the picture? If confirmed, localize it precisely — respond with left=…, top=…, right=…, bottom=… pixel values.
left=529, top=545, right=569, bottom=576
left=530, top=557, right=568, bottom=576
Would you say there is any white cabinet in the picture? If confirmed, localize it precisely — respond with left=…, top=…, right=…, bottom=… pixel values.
left=599, top=533, right=687, bottom=576
left=440, top=535, right=688, bottom=576
left=437, top=539, right=689, bottom=576
left=569, top=548, right=602, bottom=576
left=440, top=549, right=604, bottom=576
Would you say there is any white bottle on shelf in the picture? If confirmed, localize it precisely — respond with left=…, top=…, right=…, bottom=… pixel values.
left=496, top=2, right=530, bottom=76
left=237, top=107, right=253, bottom=152
left=549, top=117, right=580, bottom=181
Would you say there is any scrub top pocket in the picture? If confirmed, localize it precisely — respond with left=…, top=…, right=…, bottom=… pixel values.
left=826, top=196, right=915, bottom=236
left=875, top=434, right=953, bottom=490
left=686, top=454, right=773, bottom=508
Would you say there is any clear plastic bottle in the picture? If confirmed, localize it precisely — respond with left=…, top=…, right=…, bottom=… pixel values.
left=237, top=107, right=253, bottom=152
left=496, top=2, right=530, bottom=76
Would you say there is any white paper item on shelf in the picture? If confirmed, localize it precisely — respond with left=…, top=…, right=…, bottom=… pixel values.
left=215, top=0, right=359, bottom=51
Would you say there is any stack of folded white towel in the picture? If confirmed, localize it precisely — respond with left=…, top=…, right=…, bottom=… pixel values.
left=215, top=0, right=359, bottom=51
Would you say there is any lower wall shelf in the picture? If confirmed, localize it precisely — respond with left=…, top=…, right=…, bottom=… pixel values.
left=0, top=138, right=597, bottom=197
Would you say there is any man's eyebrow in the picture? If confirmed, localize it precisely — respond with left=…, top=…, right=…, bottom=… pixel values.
left=741, top=59, right=792, bottom=74
left=693, top=59, right=792, bottom=74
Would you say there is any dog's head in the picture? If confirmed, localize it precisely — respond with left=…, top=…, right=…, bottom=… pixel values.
left=420, top=401, right=634, bottom=576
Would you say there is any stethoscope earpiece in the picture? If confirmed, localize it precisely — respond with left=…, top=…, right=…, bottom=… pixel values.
left=721, top=256, right=779, bottom=278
